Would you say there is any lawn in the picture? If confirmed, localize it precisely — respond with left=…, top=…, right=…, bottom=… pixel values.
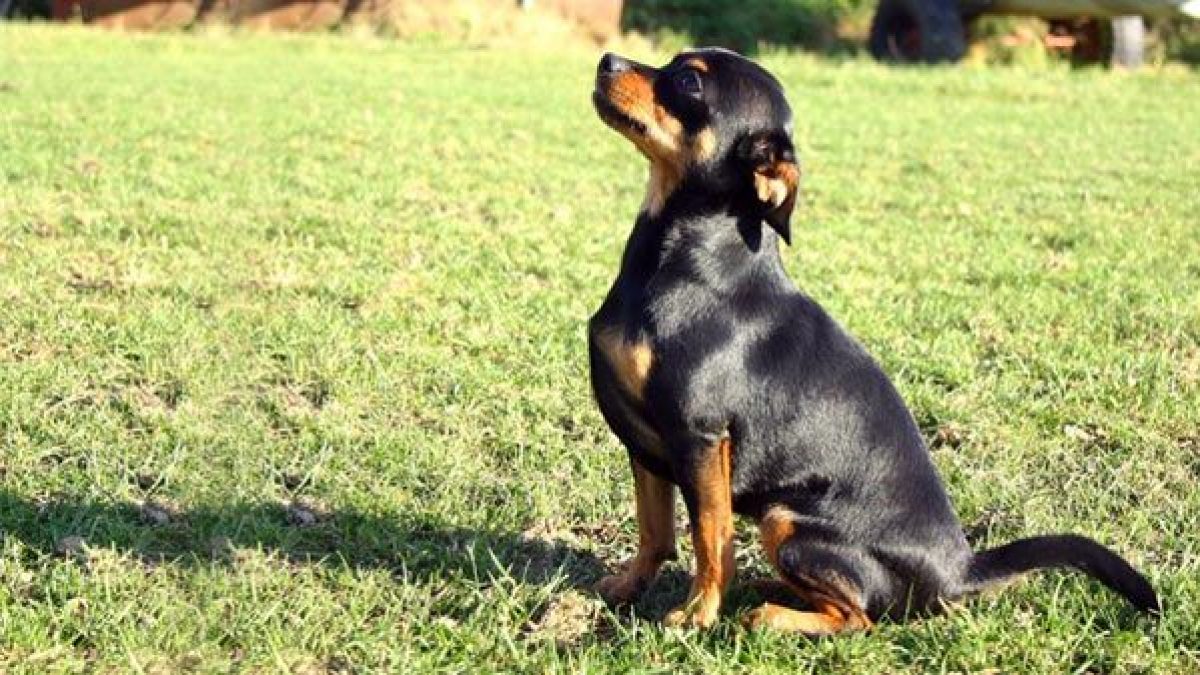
left=1, top=25, right=1198, bottom=673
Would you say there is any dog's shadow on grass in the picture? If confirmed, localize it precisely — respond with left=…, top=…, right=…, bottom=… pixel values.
left=0, top=490, right=1149, bottom=639
left=0, top=488, right=702, bottom=622
left=0, top=489, right=596, bottom=584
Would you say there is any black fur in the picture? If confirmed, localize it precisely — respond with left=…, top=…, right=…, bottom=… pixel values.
left=587, top=48, right=1158, bottom=623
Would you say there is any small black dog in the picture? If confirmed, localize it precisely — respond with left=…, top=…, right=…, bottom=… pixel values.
left=588, top=48, right=1158, bottom=633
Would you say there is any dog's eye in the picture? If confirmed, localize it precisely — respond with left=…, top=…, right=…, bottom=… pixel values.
left=674, top=70, right=703, bottom=98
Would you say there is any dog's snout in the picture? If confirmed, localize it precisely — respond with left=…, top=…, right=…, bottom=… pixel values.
left=598, top=52, right=631, bottom=76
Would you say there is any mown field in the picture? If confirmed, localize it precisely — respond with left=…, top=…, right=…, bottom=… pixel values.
left=1, top=25, right=1198, bottom=673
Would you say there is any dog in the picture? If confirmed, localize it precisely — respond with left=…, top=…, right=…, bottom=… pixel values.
left=587, top=48, right=1158, bottom=633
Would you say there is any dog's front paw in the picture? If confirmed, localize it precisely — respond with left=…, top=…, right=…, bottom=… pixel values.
left=595, top=571, right=647, bottom=606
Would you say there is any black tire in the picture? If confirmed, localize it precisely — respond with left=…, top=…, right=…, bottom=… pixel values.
left=869, top=0, right=967, bottom=64
left=1110, top=16, right=1145, bottom=69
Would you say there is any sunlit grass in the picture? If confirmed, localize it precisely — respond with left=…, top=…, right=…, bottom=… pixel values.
left=0, top=24, right=1197, bottom=673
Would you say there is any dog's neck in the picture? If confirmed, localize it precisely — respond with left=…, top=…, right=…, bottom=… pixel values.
left=619, top=198, right=786, bottom=289
left=639, top=161, right=684, bottom=219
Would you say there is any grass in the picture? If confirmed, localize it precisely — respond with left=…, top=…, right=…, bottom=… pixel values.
left=1, top=24, right=1198, bottom=673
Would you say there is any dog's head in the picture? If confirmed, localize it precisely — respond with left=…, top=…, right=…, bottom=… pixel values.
left=592, top=48, right=799, bottom=243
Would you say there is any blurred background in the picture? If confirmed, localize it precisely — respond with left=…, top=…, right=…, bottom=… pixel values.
left=3, top=0, right=1199, bottom=68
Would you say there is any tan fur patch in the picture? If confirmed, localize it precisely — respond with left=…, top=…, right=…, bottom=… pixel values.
left=666, top=435, right=735, bottom=627
left=596, top=464, right=676, bottom=604
left=633, top=464, right=676, bottom=567
left=753, top=166, right=795, bottom=209
left=758, top=505, right=797, bottom=569
left=606, top=71, right=655, bottom=122
left=693, top=128, right=717, bottom=162
left=754, top=504, right=874, bottom=634
left=602, top=68, right=720, bottom=218
left=684, top=58, right=709, bottom=73
left=744, top=602, right=867, bottom=635
left=653, top=104, right=684, bottom=140
left=606, top=71, right=684, bottom=164
left=594, top=326, right=653, bottom=401
left=641, top=162, right=683, bottom=218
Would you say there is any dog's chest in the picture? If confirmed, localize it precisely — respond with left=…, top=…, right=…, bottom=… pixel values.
left=588, top=308, right=670, bottom=462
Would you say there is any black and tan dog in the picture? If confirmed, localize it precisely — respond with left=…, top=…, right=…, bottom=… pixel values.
left=587, top=48, right=1158, bottom=633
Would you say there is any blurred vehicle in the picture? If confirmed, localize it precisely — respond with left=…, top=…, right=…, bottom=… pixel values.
left=869, top=0, right=1200, bottom=66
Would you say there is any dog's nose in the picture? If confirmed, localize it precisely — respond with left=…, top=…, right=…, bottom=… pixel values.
left=598, top=52, right=631, bottom=76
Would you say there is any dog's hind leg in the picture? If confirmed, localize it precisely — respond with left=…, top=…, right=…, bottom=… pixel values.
left=745, top=506, right=874, bottom=636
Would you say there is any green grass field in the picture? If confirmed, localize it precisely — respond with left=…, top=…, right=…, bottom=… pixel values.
left=1, top=25, right=1198, bottom=673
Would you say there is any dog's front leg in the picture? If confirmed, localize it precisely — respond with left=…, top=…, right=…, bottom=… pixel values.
left=664, top=434, right=735, bottom=629
left=596, top=461, right=677, bottom=605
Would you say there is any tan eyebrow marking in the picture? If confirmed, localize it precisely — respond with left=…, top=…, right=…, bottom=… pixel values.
left=684, top=58, right=709, bottom=73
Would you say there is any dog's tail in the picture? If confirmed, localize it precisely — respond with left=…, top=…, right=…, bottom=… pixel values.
left=960, top=534, right=1159, bottom=614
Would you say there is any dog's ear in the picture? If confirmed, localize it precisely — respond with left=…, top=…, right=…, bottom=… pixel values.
left=737, top=131, right=800, bottom=245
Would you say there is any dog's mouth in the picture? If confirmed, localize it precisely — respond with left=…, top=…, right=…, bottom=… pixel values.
left=592, top=85, right=647, bottom=137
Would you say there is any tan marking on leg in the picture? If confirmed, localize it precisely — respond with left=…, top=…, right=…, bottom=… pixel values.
left=751, top=505, right=873, bottom=634
left=743, top=602, right=850, bottom=635
left=596, top=463, right=676, bottom=605
left=744, top=584, right=873, bottom=634
left=758, top=504, right=797, bottom=570
left=802, top=587, right=873, bottom=631
left=665, top=436, right=734, bottom=629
